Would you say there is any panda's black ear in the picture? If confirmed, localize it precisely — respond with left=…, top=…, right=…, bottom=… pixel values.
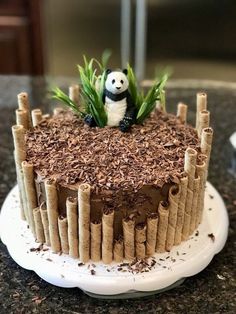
left=106, top=69, right=112, bottom=75
left=123, top=69, right=128, bottom=75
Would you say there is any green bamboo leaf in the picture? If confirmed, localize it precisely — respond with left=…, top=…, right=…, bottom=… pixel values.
left=78, top=58, right=107, bottom=127
left=136, top=101, right=148, bottom=119
left=51, top=87, right=85, bottom=117
left=127, top=63, right=144, bottom=109
left=98, top=71, right=106, bottom=96
left=101, top=49, right=112, bottom=69
left=136, top=71, right=169, bottom=124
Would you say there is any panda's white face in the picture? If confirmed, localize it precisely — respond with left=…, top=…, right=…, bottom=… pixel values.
left=105, top=71, right=129, bottom=95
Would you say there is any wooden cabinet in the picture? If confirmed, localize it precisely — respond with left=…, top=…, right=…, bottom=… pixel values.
left=0, top=0, right=44, bottom=75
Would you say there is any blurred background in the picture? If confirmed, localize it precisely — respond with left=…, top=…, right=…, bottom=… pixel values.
left=0, top=0, right=236, bottom=81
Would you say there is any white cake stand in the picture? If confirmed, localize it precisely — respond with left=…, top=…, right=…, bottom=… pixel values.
left=0, top=182, right=228, bottom=299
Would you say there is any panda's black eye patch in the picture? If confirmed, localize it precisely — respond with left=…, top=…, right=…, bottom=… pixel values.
left=112, top=79, right=115, bottom=84
left=120, top=80, right=124, bottom=84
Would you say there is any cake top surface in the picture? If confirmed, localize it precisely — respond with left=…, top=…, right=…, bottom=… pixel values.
left=26, top=110, right=200, bottom=193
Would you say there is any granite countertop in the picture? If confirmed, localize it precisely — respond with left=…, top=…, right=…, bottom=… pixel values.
left=0, top=76, right=235, bottom=313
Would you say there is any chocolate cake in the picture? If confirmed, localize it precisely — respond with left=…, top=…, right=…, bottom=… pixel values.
left=11, top=90, right=213, bottom=264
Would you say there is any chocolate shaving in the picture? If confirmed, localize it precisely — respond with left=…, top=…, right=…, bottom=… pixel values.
left=30, top=244, right=43, bottom=252
left=117, top=257, right=157, bottom=274
left=25, top=110, right=200, bottom=193
left=208, top=233, right=215, bottom=242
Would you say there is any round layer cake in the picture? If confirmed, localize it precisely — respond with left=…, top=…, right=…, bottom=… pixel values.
left=12, top=92, right=213, bottom=263
left=26, top=110, right=198, bottom=225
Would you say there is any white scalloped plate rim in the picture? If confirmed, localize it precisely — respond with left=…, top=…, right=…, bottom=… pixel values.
left=0, top=182, right=228, bottom=296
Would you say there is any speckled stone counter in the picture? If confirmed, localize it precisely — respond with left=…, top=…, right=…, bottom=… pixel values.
left=0, top=76, right=235, bottom=313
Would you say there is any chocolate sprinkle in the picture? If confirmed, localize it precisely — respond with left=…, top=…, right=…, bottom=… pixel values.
left=117, top=258, right=157, bottom=274
left=30, top=244, right=43, bottom=252
left=208, top=233, right=215, bottom=242
left=26, top=110, right=200, bottom=193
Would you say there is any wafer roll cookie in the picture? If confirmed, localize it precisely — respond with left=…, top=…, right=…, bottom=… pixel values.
left=22, top=161, right=37, bottom=236
left=114, top=239, right=124, bottom=262
left=14, top=153, right=27, bottom=220
left=13, top=126, right=26, bottom=170
left=16, top=109, right=28, bottom=129
left=146, top=213, right=158, bottom=256
left=196, top=92, right=207, bottom=130
left=45, top=179, right=61, bottom=253
left=18, top=92, right=30, bottom=111
left=14, top=149, right=26, bottom=169
left=184, top=148, right=197, bottom=190
left=58, top=216, right=69, bottom=254
left=135, top=224, right=146, bottom=259
left=91, top=221, right=101, bottom=261
left=33, top=207, right=45, bottom=243
left=174, top=175, right=188, bottom=245
left=156, top=201, right=169, bottom=253
left=32, top=109, right=43, bottom=126
left=17, top=92, right=31, bottom=127
left=15, top=166, right=26, bottom=220
left=123, top=218, right=135, bottom=260
left=201, top=127, right=213, bottom=168
left=66, top=197, right=79, bottom=258
left=182, top=189, right=193, bottom=241
left=53, top=107, right=64, bottom=116
left=196, top=155, right=208, bottom=226
left=69, top=84, right=80, bottom=104
left=198, top=110, right=210, bottom=138
left=42, top=114, right=50, bottom=119
left=198, top=185, right=206, bottom=225
left=12, top=125, right=27, bottom=220
left=78, top=184, right=91, bottom=263
left=189, top=176, right=200, bottom=235
left=182, top=148, right=197, bottom=240
left=102, top=210, right=114, bottom=264
left=40, top=204, right=50, bottom=246
left=12, top=125, right=26, bottom=160
left=200, top=131, right=212, bottom=226
left=177, top=102, right=188, bottom=123
left=166, top=185, right=180, bottom=251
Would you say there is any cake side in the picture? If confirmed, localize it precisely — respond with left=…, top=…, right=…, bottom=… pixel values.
left=12, top=91, right=213, bottom=263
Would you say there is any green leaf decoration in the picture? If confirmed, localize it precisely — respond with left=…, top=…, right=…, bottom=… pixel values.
left=51, top=51, right=170, bottom=128
left=51, top=87, right=85, bottom=117
left=101, top=49, right=112, bottom=70
left=91, top=50, right=112, bottom=73
left=127, top=63, right=143, bottom=109
left=78, top=62, right=107, bottom=127
left=136, top=72, right=169, bottom=124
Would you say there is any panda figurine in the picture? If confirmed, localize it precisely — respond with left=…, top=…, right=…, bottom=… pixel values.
left=84, top=69, right=136, bottom=132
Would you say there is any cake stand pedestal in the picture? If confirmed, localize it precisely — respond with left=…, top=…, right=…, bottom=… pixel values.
left=0, top=182, right=228, bottom=299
